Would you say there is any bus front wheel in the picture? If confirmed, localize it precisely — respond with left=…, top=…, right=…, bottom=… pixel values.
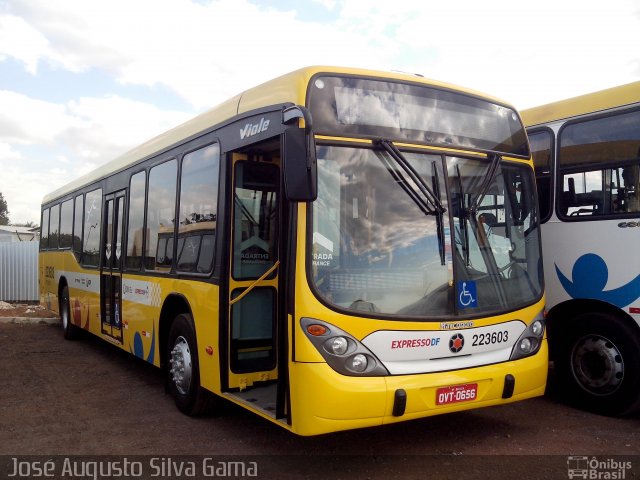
left=554, top=312, right=640, bottom=416
left=167, top=313, right=214, bottom=416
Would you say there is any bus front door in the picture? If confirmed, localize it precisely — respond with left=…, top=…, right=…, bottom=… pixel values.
left=100, top=190, right=126, bottom=343
left=225, top=154, right=281, bottom=405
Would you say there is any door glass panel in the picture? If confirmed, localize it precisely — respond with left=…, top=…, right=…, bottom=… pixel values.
left=104, top=199, right=113, bottom=267
left=233, top=162, right=279, bottom=279
left=115, top=196, right=124, bottom=268
left=230, top=288, right=275, bottom=373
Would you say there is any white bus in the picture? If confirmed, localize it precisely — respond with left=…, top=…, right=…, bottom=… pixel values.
left=522, top=82, right=640, bottom=416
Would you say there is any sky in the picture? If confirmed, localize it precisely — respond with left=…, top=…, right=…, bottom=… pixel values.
left=1, top=0, right=639, bottom=224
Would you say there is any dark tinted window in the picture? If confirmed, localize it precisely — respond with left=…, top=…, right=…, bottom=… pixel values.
left=49, top=204, right=60, bottom=249
left=528, top=130, right=553, bottom=221
left=126, top=171, right=146, bottom=270
left=40, top=209, right=49, bottom=250
left=146, top=160, right=177, bottom=271
left=59, top=199, right=73, bottom=249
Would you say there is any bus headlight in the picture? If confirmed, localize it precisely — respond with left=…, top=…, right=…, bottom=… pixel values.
left=326, top=336, right=350, bottom=355
left=519, top=338, right=532, bottom=353
left=347, top=353, right=368, bottom=373
left=531, top=320, right=543, bottom=336
left=301, top=318, right=389, bottom=376
left=510, top=314, right=545, bottom=361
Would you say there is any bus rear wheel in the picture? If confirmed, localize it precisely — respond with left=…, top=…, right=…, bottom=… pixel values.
left=167, top=313, right=214, bottom=416
left=60, top=285, right=79, bottom=340
left=554, top=312, right=640, bottom=416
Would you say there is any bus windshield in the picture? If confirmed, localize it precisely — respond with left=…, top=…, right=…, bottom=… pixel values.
left=310, top=145, right=542, bottom=318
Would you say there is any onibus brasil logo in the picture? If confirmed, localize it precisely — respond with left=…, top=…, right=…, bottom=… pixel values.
left=567, top=456, right=632, bottom=479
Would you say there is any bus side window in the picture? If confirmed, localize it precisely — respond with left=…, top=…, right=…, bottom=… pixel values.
left=59, top=199, right=73, bottom=249
left=146, top=160, right=177, bottom=271
left=559, top=109, right=640, bottom=219
left=73, top=195, right=84, bottom=261
left=83, top=188, right=102, bottom=267
left=177, top=143, right=219, bottom=274
left=40, top=208, right=50, bottom=250
left=126, top=171, right=146, bottom=270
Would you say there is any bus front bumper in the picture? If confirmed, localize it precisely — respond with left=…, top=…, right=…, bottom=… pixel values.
left=289, top=339, right=548, bottom=436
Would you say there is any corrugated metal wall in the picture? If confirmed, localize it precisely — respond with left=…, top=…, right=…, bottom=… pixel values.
left=0, top=242, right=39, bottom=302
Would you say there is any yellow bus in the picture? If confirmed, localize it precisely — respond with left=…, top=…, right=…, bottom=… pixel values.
left=40, top=66, right=547, bottom=435
left=522, top=82, right=640, bottom=416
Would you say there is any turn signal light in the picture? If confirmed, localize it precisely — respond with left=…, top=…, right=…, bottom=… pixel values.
left=307, top=324, right=328, bottom=336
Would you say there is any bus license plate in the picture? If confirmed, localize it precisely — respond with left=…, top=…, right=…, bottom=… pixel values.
left=436, top=383, right=478, bottom=405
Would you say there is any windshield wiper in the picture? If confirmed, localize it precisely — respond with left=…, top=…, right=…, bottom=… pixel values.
left=378, top=154, right=435, bottom=217
left=432, top=160, right=446, bottom=266
left=468, top=153, right=501, bottom=216
left=455, top=164, right=471, bottom=266
left=375, top=139, right=446, bottom=214
left=375, top=139, right=447, bottom=265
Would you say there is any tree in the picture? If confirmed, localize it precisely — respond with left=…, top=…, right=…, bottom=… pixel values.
left=0, top=192, right=9, bottom=226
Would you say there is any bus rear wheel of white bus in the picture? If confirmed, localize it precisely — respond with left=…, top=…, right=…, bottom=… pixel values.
left=167, top=313, right=215, bottom=416
left=555, top=312, right=640, bottom=416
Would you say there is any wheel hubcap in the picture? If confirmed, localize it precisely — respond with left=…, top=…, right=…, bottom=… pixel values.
left=571, top=334, right=624, bottom=395
left=169, top=336, right=192, bottom=395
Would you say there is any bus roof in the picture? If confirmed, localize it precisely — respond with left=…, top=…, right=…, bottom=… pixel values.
left=521, top=81, right=640, bottom=128
left=42, top=65, right=513, bottom=205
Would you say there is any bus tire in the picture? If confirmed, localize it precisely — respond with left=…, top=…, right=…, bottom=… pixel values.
left=554, top=312, right=640, bottom=416
left=167, top=313, right=214, bottom=416
left=60, top=285, right=79, bottom=340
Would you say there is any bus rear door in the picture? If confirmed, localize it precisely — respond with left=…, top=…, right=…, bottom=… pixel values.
left=101, top=190, right=126, bottom=343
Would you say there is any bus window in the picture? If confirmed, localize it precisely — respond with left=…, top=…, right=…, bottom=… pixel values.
left=145, top=160, right=177, bottom=271
left=126, top=171, right=146, bottom=270
left=528, top=130, right=553, bottom=221
left=59, top=199, right=73, bottom=249
left=40, top=208, right=49, bottom=250
left=177, top=143, right=219, bottom=274
left=73, top=194, right=83, bottom=261
left=558, top=110, right=640, bottom=217
left=83, top=189, right=102, bottom=267
left=49, top=204, right=60, bottom=249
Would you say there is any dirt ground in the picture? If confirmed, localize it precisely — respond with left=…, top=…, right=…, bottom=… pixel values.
left=1, top=305, right=639, bottom=479
left=0, top=301, right=57, bottom=319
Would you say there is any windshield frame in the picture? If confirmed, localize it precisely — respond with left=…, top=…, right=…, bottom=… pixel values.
left=305, top=140, right=544, bottom=321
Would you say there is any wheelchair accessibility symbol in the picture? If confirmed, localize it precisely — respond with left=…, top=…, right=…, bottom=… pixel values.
left=457, top=281, right=478, bottom=309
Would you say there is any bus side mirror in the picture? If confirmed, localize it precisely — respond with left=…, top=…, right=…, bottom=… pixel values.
left=282, top=105, right=317, bottom=202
